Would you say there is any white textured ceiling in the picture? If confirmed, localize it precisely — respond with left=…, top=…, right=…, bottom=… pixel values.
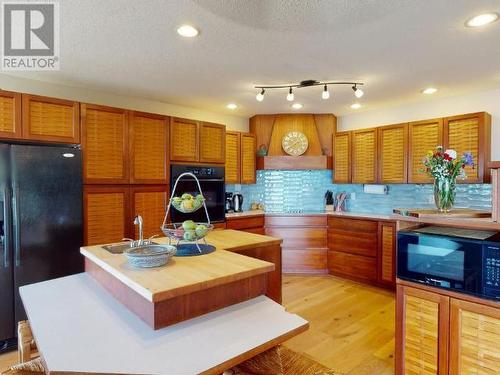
left=5, top=0, right=500, bottom=117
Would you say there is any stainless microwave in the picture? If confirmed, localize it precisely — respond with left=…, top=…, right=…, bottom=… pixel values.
left=397, top=226, right=500, bottom=301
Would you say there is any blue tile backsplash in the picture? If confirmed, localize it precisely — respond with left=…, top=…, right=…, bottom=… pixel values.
left=226, top=170, right=492, bottom=214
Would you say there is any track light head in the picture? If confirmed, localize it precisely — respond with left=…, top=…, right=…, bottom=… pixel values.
left=352, top=85, right=364, bottom=98
left=286, top=87, right=294, bottom=101
left=322, top=84, right=330, bottom=100
left=256, top=88, right=265, bottom=102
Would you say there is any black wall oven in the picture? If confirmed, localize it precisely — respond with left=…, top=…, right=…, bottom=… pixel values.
left=170, top=165, right=225, bottom=223
left=398, top=226, right=500, bottom=301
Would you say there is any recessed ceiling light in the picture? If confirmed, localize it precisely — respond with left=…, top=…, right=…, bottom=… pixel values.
left=177, top=25, right=199, bottom=37
left=422, top=87, right=438, bottom=95
left=226, top=103, right=237, bottom=110
left=350, top=103, right=362, bottom=109
left=291, top=103, right=303, bottom=109
left=465, top=13, right=499, bottom=28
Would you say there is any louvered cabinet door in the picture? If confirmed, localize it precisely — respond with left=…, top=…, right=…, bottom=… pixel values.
left=352, top=128, right=377, bottom=183
left=241, top=133, right=256, bottom=184
left=396, top=286, right=449, bottom=375
left=200, top=122, right=225, bottom=164
left=130, top=186, right=168, bottom=239
left=0, top=90, right=22, bottom=139
left=378, top=124, right=408, bottom=183
left=84, top=186, right=129, bottom=246
left=408, top=119, right=443, bottom=183
left=449, top=299, right=500, bottom=375
left=378, top=222, right=395, bottom=287
left=170, top=118, right=199, bottom=162
left=444, top=112, right=491, bottom=183
left=333, top=132, right=351, bottom=183
left=129, top=111, right=169, bottom=184
left=22, top=94, right=80, bottom=143
left=225, top=131, right=241, bottom=184
left=81, top=104, right=129, bottom=184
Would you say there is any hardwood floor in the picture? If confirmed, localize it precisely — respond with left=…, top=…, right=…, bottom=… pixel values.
left=282, top=274, right=395, bottom=375
left=0, top=275, right=395, bottom=375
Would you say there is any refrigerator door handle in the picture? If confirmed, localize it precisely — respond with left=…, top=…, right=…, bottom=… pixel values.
left=12, top=185, right=20, bottom=267
left=2, top=186, right=11, bottom=268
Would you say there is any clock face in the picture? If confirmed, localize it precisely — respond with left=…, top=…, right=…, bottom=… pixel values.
left=281, top=131, right=309, bottom=156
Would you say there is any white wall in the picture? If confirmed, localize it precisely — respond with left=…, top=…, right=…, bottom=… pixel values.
left=0, top=74, right=249, bottom=131
left=338, top=88, right=500, bottom=161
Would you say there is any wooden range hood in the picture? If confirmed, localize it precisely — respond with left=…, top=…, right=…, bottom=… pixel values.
left=249, top=113, right=336, bottom=170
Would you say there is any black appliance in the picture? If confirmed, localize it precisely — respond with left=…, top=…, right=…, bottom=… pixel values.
left=397, top=226, right=500, bottom=301
left=0, top=143, right=83, bottom=351
left=170, top=165, right=225, bottom=223
left=232, top=193, right=243, bottom=213
left=225, top=192, right=234, bottom=213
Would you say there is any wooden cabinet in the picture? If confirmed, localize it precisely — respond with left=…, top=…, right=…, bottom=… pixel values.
left=449, top=298, right=500, bottom=374
left=0, top=89, right=22, bottom=139
left=408, top=118, right=443, bottom=183
left=241, top=133, right=256, bottom=184
left=226, top=215, right=265, bottom=235
left=22, top=94, right=79, bottom=143
left=333, top=131, right=351, bottom=183
left=81, top=104, right=129, bottom=184
left=396, top=285, right=449, bottom=375
left=200, top=122, right=225, bottom=164
left=84, top=186, right=130, bottom=246
left=352, top=128, right=377, bottom=183
left=444, top=112, right=491, bottom=183
left=265, top=215, right=327, bottom=274
left=378, top=222, right=396, bottom=287
left=225, top=131, right=241, bottom=184
left=129, top=111, right=169, bottom=184
left=130, top=186, right=169, bottom=239
left=378, top=123, right=408, bottom=183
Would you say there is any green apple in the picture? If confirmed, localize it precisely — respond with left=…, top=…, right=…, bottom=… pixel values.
left=195, top=194, right=204, bottom=201
left=181, top=193, right=193, bottom=200
left=195, top=224, right=207, bottom=237
left=182, top=220, right=196, bottom=231
left=172, top=197, right=182, bottom=204
left=181, top=199, right=194, bottom=211
left=183, top=230, right=196, bottom=241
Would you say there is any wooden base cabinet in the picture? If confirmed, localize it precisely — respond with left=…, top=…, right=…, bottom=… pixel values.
left=397, top=283, right=500, bottom=375
left=226, top=215, right=265, bottom=234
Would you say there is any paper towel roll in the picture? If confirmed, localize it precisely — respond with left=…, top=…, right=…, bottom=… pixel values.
left=363, top=184, right=388, bottom=195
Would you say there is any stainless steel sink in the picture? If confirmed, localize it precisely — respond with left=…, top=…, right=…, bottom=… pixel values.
left=103, top=241, right=160, bottom=254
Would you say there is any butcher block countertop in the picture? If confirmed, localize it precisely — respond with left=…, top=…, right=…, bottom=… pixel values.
left=81, top=230, right=281, bottom=303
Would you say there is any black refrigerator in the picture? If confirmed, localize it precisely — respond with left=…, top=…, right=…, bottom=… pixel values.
left=0, top=143, right=83, bottom=351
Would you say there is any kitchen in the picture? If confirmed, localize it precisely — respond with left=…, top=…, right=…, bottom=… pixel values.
left=1, top=1, right=500, bottom=375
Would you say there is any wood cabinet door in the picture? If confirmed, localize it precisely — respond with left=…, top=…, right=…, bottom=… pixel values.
left=408, top=118, right=443, bottom=183
left=170, top=117, right=199, bottom=162
left=352, top=128, right=377, bottom=183
left=449, top=298, right=500, bottom=375
left=396, top=285, right=449, bottom=375
left=0, top=90, right=22, bottom=140
left=129, top=111, right=169, bottom=184
left=22, top=94, right=80, bottom=143
left=241, top=133, right=256, bottom=184
left=225, top=131, right=241, bottom=184
left=81, top=104, right=129, bottom=184
left=444, top=112, right=491, bottom=183
left=377, top=222, right=396, bottom=287
left=378, top=124, right=408, bottom=183
left=84, top=186, right=129, bottom=246
left=200, top=122, right=225, bottom=164
left=130, top=186, right=169, bottom=239
left=333, top=131, right=351, bottom=183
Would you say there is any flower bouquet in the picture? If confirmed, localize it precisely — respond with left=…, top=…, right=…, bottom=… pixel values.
left=422, top=146, right=474, bottom=212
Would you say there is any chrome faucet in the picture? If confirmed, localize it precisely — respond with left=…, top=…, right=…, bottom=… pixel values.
left=134, top=215, right=144, bottom=245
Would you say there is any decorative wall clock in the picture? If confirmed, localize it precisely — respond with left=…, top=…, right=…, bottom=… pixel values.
left=281, top=131, right=309, bottom=156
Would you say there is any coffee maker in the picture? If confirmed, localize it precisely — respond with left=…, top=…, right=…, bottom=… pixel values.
left=225, top=192, right=234, bottom=213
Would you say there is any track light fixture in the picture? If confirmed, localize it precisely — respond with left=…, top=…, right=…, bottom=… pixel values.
left=254, top=80, right=364, bottom=102
left=322, top=84, right=330, bottom=100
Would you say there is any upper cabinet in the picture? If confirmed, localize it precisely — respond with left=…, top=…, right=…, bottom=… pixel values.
left=22, top=94, right=80, bottom=143
left=333, top=131, right=351, bottom=183
left=378, top=124, right=408, bottom=183
left=200, top=122, right=225, bottom=164
left=444, top=112, right=491, bottom=183
left=130, top=185, right=169, bottom=239
left=352, top=128, right=378, bottom=184
left=225, top=131, right=241, bottom=184
left=81, top=104, right=129, bottom=184
left=241, top=133, right=256, bottom=184
left=129, top=111, right=169, bottom=184
left=408, top=118, right=443, bottom=183
left=0, top=90, right=22, bottom=140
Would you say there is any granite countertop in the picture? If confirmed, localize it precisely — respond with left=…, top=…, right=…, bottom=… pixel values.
left=226, top=210, right=393, bottom=221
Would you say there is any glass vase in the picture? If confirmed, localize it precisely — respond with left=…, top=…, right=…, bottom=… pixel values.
left=433, top=178, right=456, bottom=213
